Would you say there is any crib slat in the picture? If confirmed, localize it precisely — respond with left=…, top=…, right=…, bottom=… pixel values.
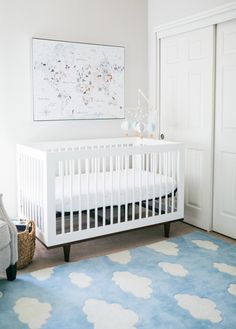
left=159, top=153, right=162, bottom=216
left=98, top=156, right=101, bottom=226
left=39, top=159, right=43, bottom=228
left=35, top=160, right=39, bottom=225
left=146, top=153, right=149, bottom=219
left=102, top=157, right=106, bottom=227
left=110, top=156, right=113, bottom=224
left=176, top=151, right=180, bottom=212
left=95, top=157, right=98, bottom=228
left=23, top=155, right=28, bottom=218
left=69, top=160, right=74, bottom=233
left=118, top=155, right=121, bottom=224
left=21, top=155, right=23, bottom=218
left=139, top=154, right=142, bottom=220
left=86, top=158, right=90, bottom=229
left=168, top=152, right=170, bottom=211
left=115, top=146, right=118, bottom=223
left=171, top=152, right=174, bottom=213
left=78, top=159, right=82, bottom=231
left=32, top=158, right=35, bottom=220
left=34, top=159, right=38, bottom=227
left=39, top=160, right=42, bottom=230
left=22, top=155, right=26, bottom=218
left=27, top=156, right=30, bottom=219
left=36, top=159, right=40, bottom=224
left=27, top=156, right=31, bottom=219
left=92, top=155, right=94, bottom=173
left=65, top=159, right=69, bottom=231
left=23, top=155, right=27, bottom=219
left=125, top=154, right=128, bottom=221
left=36, top=159, right=39, bottom=229
left=59, top=161, right=65, bottom=235
left=26, top=155, right=29, bottom=219
left=21, top=156, right=24, bottom=218
left=25, top=157, right=28, bottom=219
left=32, top=158, right=36, bottom=222
left=29, top=156, right=32, bottom=220
left=30, top=158, right=33, bottom=220
left=34, top=158, right=37, bottom=222
left=41, top=160, right=44, bottom=231
left=17, top=152, right=22, bottom=218
left=169, top=152, right=172, bottom=212
left=26, top=156, right=29, bottom=219
left=32, top=158, right=36, bottom=221
left=132, top=154, right=135, bottom=221
left=152, top=153, right=155, bottom=217
left=33, top=159, right=37, bottom=225
left=165, top=152, right=168, bottom=214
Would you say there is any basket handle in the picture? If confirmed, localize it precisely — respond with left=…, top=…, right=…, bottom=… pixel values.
left=26, top=220, right=36, bottom=236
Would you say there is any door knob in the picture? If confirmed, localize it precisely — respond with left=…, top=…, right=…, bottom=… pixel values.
left=160, top=133, right=165, bottom=140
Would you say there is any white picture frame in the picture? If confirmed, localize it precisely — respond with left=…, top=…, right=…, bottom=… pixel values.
left=32, top=38, right=125, bottom=121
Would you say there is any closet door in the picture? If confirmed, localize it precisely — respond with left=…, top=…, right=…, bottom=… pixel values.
left=213, top=19, right=236, bottom=239
left=160, top=26, right=214, bottom=230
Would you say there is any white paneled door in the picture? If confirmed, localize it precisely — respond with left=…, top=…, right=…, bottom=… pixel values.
left=160, top=26, right=215, bottom=230
left=213, top=19, right=236, bottom=239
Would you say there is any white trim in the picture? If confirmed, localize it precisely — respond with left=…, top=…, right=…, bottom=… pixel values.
left=154, top=2, right=236, bottom=38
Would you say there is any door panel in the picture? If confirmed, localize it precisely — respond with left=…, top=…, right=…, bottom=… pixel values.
left=213, top=19, right=236, bottom=238
left=222, top=68, right=236, bottom=128
left=186, top=149, right=202, bottom=209
left=188, top=73, right=203, bottom=128
left=160, top=26, right=214, bottom=230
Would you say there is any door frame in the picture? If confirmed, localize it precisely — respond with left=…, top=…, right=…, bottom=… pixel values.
left=212, top=18, right=236, bottom=238
left=150, top=1, right=236, bottom=138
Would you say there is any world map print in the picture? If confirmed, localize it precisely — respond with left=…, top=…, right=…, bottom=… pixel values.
left=32, top=38, right=124, bottom=120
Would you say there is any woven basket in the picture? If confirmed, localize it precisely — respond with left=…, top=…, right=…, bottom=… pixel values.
left=17, top=220, right=36, bottom=270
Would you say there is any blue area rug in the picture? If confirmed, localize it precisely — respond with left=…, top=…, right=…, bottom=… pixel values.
left=0, top=231, right=236, bottom=329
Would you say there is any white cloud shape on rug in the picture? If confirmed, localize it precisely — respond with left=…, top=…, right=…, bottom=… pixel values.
left=107, top=250, right=132, bottom=265
left=213, top=263, right=236, bottom=276
left=228, top=284, right=236, bottom=296
left=192, top=240, right=219, bottom=251
left=14, top=297, right=52, bottom=329
left=83, top=299, right=138, bottom=329
left=147, top=241, right=179, bottom=256
left=69, top=272, right=92, bottom=288
left=0, top=291, right=3, bottom=298
left=31, top=268, right=54, bottom=281
left=112, top=271, right=152, bottom=299
left=175, top=294, right=222, bottom=323
left=158, top=262, right=188, bottom=277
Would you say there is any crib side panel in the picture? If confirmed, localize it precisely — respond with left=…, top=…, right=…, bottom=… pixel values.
left=17, top=145, right=48, bottom=243
left=42, top=142, right=184, bottom=247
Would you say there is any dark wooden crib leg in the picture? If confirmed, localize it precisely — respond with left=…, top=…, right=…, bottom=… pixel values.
left=63, top=244, right=71, bottom=262
left=164, top=222, right=171, bottom=238
left=6, top=263, right=17, bottom=281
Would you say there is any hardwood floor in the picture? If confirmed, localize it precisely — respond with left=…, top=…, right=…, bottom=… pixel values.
left=18, top=221, right=235, bottom=275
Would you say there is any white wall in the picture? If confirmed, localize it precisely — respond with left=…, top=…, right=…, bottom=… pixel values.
left=0, top=0, right=147, bottom=217
left=148, top=0, right=233, bottom=104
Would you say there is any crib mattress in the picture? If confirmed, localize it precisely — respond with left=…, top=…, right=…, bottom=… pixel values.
left=55, top=169, right=177, bottom=213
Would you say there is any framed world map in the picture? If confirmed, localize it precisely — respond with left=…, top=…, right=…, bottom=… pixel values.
left=32, top=38, right=125, bottom=121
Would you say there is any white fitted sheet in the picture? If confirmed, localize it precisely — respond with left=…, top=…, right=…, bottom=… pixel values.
left=55, top=169, right=177, bottom=212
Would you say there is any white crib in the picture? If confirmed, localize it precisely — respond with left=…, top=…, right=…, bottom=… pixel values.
left=17, top=137, right=184, bottom=261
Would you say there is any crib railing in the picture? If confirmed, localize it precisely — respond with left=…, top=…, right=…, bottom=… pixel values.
left=17, top=139, right=184, bottom=247
left=17, top=145, right=46, bottom=234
